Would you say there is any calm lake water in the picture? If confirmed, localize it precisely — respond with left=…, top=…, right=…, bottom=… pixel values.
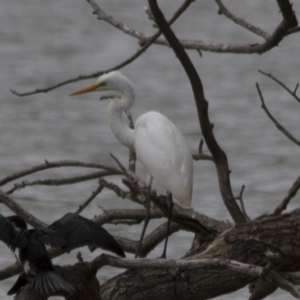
left=0, top=0, right=299, bottom=299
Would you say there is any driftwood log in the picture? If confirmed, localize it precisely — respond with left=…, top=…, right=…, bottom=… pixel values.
left=13, top=211, right=300, bottom=300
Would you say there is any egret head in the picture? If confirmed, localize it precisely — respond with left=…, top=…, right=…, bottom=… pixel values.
left=69, top=71, right=134, bottom=98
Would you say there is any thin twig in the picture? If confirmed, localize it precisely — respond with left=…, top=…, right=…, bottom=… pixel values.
left=138, top=222, right=181, bottom=257
left=75, top=183, right=104, bottom=214
left=5, top=170, right=115, bottom=195
left=272, top=176, right=300, bottom=216
left=94, top=208, right=164, bottom=225
left=256, top=83, right=300, bottom=146
left=11, top=0, right=193, bottom=97
left=109, top=153, right=132, bottom=181
left=0, top=189, right=46, bottom=228
left=0, top=160, right=121, bottom=187
left=259, top=70, right=300, bottom=104
left=193, top=139, right=213, bottom=161
left=215, top=0, right=269, bottom=39
left=99, top=178, right=132, bottom=201
left=234, top=185, right=250, bottom=222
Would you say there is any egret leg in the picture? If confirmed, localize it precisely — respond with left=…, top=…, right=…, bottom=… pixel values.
left=160, top=192, right=173, bottom=259
left=135, top=176, right=153, bottom=258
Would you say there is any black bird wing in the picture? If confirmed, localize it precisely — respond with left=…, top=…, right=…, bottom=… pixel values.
left=7, top=272, right=28, bottom=295
left=0, top=214, right=27, bottom=251
left=48, top=213, right=125, bottom=257
left=29, top=228, right=67, bottom=248
left=7, top=269, right=74, bottom=295
left=33, top=270, right=74, bottom=295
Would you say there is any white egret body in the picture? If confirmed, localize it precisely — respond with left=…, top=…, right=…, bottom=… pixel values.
left=70, top=71, right=193, bottom=257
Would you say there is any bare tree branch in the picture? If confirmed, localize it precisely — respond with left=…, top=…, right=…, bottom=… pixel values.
left=259, top=70, right=300, bottom=104
left=75, top=183, right=104, bottom=214
left=193, top=139, right=214, bottom=161
left=10, top=0, right=193, bottom=97
left=94, top=208, right=164, bottom=225
left=256, top=83, right=300, bottom=146
left=272, top=176, right=300, bottom=216
left=0, top=160, right=121, bottom=187
left=276, top=0, right=298, bottom=28
left=87, top=0, right=146, bottom=41
left=92, top=253, right=300, bottom=299
left=0, top=189, right=46, bottom=228
left=10, top=1, right=299, bottom=97
left=234, top=185, right=251, bottom=222
left=215, top=0, right=270, bottom=39
left=5, top=170, right=115, bottom=195
left=148, top=0, right=246, bottom=224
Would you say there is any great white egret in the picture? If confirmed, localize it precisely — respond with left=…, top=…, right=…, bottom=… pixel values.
left=0, top=213, right=125, bottom=295
left=70, top=71, right=193, bottom=258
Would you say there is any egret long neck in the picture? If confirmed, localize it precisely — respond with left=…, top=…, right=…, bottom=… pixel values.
left=107, top=95, right=135, bottom=151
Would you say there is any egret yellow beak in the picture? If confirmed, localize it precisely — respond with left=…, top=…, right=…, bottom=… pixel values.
left=69, top=81, right=104, bottom=96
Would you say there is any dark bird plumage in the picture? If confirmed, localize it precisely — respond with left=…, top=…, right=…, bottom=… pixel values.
left=0, top=214, right=74, bottom=295
left=46, top=213, right=125, bottom=257
left=0, top=213, right=125, bottom=295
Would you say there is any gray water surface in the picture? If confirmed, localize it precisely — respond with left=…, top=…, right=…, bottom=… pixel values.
left=0, top=1, right=299, bottom=299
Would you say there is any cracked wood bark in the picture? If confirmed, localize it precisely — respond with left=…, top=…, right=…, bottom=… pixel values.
left=12, top=213, right=300, bottom=300
left=100, top=214, right=300, bottom=300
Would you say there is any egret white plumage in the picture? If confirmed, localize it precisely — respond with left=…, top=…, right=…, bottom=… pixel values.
left=70, top=71, right=193, bottom=258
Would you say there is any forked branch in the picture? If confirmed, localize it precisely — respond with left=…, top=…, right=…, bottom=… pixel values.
left=148, top=0, right=246, bottom=224
left=256, top=83, right=300, bottom=147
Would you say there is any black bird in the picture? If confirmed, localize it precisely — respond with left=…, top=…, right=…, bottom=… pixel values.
left=0, top=214, right=74, bottom=295
left=43, top=213, right=125, bottom=257
left=0, top=213, right=125, bottom=295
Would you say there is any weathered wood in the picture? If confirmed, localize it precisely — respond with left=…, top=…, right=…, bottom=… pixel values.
left=100, top=214, right=300, bottom=300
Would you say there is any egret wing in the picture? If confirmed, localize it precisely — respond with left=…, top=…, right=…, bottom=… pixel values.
left=135, top=112, right=193, bottom=205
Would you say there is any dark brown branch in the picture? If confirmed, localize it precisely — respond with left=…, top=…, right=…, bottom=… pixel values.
left=286, top=26, right=300, bottom=35
left=234, top=185, right=250, bottom=222
left=215, top=0, right=269, bottom=39
left=5, top=170, right=115, bottom=195
left=193, top=153, right=214, bottom=161
left=138, top=222, right=181, bottom=257
left=276, top=0, right=298, bottom=28
left=0, top=189, right=47, bottom=228
left=103, top=222, right=181, bottom=256
left=11, top=0, right=193, bottom=97
left=193, top=139, right=214, bottom=161
left=99, top=178, right=133, bottom=202
left=272, top=176, right=300, bottom=216
left=256, top=83, right=300, bottom=147
left=94, top=208, right=164, bottom=225
left=181, top=20, right=291, bottom=54
left=87, top=0, right=145, bottom=40
left=101, top=175, right=228, bottom=236
left=259, top=70, right=300, bottom=104
left=0, top=160, right=121, bottom=186
left=93, top=254, right=300, bottom=299
left=75, top=183, right=104, bottom=214
left=0, top=262, right=22, bottom=281
left=148, top=0, right=246, bottom=224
